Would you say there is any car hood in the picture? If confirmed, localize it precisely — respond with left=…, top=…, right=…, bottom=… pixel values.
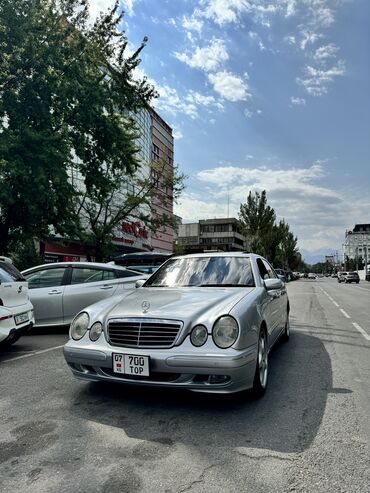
left=106, top=286, right=255, bottom=328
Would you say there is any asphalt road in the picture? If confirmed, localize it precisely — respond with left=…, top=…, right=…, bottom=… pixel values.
left=1, top=279, right=370, bottom=493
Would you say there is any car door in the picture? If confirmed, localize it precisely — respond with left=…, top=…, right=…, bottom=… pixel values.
left=258, top=259, right=283, bottom=346
left=256, top=259, right=279, bottom=344
left=62, top=267, right=121, bottom=325
left=24, top=267, right=67, bottom=326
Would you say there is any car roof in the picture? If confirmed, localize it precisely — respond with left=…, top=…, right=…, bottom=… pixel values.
left=22, top=261, right=135, bottom=273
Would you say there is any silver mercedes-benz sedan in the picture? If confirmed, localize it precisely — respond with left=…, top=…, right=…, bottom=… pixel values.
left=63, top=253, right=290, bottom=396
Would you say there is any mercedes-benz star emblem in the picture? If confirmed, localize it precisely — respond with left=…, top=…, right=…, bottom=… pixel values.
left=142, top=301, right=150, bottom=313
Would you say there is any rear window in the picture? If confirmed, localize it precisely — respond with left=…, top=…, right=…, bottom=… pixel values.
left=0, top=262, right=25, bottom=282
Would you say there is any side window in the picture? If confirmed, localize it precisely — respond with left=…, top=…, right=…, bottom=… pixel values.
left=102, top=270, right=116, bottom=281
left=24, top=268, right=66, bottom=289
left=256, top=259, right=269, bottom=280
left=71, top=268, right=104, bottom=284
left=263, top=260, right=277, bottom=279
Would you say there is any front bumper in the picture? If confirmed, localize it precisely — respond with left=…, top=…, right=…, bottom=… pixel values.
left=63, top=341, right=257, bottom=394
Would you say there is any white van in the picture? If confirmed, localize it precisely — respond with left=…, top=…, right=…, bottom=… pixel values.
left=0, top=258, right=34, bottom=347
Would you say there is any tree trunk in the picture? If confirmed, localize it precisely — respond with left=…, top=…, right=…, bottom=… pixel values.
left=0, top=223, right=10, bottom=256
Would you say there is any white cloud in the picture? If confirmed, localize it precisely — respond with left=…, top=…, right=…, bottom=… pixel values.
left=182, top=13, right=204, bottom=32
left=174, top=161, right=370, bottom=253
left=185, top=91, right=224, bottom=111
left=244, top=109, right=253, bottom=118
left=172, top=127, right=183, bottom=140
left=249, top=31, right=266, bottom=51
left=201, top=0, right=251, bottom=25
left=299, top=28, right=322, bottom=50
left=121, top=0, right=135, bottom=15
left=208, top=71, right=251, bottom=102
left=290, top=96, right=306, bottom=105
left=284, top=35, right=296, bottom=45
left=174, top=39, right=229, bottom=72
left=313, top=43, right=339, bottom=62
left=284, top=0, right=296, bottom=17
left=297, top=60, right=346, bottom=96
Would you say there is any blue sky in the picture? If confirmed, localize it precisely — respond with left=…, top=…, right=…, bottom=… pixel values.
left=91, top=0, right=369, bottom=262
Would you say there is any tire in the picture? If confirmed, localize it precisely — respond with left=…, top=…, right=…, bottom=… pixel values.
left=282, top=313, right=290, bottom=342
left=0, top=331, right=22, bottom=348
left=252, top=328, right=268, bottom=398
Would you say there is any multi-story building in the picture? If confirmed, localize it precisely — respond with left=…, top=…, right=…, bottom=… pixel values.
left=343, top=224, right=370, bottom=263
left=40, top=106, right=175, bottom=262
left=149, top=107, right=174, bottom=253
left=177, top=218, right=248, bottom=254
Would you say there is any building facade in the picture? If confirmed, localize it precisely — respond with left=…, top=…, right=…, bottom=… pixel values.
left=343, top=224, right=370, bottom=263
left=177, top=218, right=248, bottom=254
left=41, top=106, right=175, bottom=262
left=149, top=107, right=175, bottom=253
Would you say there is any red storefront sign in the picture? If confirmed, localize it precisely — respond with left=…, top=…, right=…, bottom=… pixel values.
left=122, top=221, right=148, bottom=239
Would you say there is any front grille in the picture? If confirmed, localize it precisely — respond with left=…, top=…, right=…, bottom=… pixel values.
left=107, top=318, right=182, bottom=349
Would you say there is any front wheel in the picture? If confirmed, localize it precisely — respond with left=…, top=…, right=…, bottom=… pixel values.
left=252, top=328, right=268, bottom=398
left=282, top=314, right=290, bottom=342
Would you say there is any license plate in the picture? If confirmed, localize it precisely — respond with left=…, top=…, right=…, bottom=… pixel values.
left=14, top=312, right=29, bottom=325
left=113, top=353, right=150, bottom=376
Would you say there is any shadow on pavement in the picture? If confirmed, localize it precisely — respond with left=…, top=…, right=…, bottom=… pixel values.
left=70, top=331, right=333, bottom=454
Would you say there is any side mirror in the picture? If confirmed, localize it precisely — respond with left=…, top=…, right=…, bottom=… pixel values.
left=264, top=278, right=283, bottom=290
left=135, top=279, right=145, bottom=289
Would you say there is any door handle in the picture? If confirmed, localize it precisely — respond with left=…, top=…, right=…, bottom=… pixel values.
left=48, top=289, right=62, bottom=295
left=100, top=285, right=114, bottom=290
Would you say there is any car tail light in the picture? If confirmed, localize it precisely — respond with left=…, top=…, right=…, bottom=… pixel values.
left=0, top=314, right=11, bottom=321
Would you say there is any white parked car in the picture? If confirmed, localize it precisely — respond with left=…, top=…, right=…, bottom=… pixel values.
left=0, top=257, right=34, bottom=348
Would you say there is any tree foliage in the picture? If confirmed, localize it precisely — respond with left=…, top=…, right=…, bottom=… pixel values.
left=239, top=190, right=301, bottom=269
left=76, top=159, right=186, bottom=261
left=0, top=0, right=157, bottom=255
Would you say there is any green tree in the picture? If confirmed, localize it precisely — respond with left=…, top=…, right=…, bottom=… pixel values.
left=239, top=190, right=276, bottom=259
left=239, top=190, right=302, bottom=269
left=76, top=159, right=186, bottom=261
left=0, top=0, right=156, bottom=255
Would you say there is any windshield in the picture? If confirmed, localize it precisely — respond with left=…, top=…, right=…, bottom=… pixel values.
left=144, top=256, right=255, bottom=288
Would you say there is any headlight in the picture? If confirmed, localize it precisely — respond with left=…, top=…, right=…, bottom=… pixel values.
left=212, top=316, right=239, bottom=348
left=89, top=322, right=103, bottom=342
left=190, top=325, right=208, bottom=347
left=70, top=312, right=89, bottom=341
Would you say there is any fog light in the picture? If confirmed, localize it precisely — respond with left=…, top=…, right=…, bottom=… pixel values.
left=208, top=375, right=230, bottom=384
